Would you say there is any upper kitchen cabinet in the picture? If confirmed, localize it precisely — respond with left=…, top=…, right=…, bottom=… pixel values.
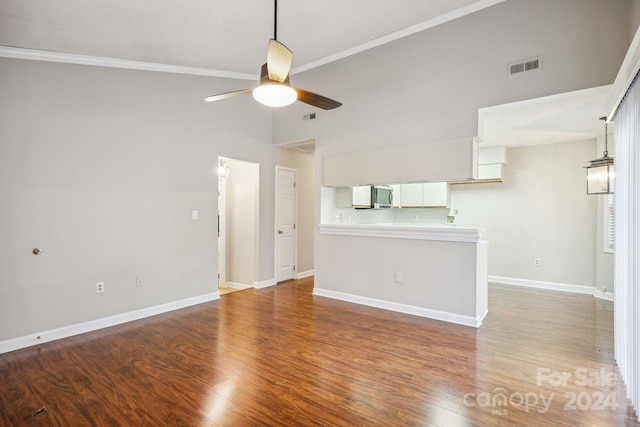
left=399, top=182, right=449, bottom=208
left=323, top=137, right=478, bottom=187
left=352, top=186, right=372, bottom=208
left=400, top=183, right=423, bottom=208
left=451, top=145, right=507, bottom=185
left=422, top=182, right=449, bottom=207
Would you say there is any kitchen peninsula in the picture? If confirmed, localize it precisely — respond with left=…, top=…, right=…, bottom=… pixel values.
left=315, top=137, right=488, bottom=327
left=314, top=222, right=488, bottom=328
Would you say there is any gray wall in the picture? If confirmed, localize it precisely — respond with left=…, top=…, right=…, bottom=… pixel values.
left=0, top=58, right=276, bottom=341
left=275, top=148, right=315, bottom=274
left=273, top=0, right=629, bottom=151
left=451, top=140, right=599, bottom=287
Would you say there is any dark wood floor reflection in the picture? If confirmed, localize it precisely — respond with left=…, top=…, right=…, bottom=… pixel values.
left=1, top=277, right=638, bottom=426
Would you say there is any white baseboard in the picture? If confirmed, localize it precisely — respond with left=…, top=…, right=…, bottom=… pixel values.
left=0, top=292, right=220, bottom=355
left=489, top=276, right=614, bottom=301
left=224, top=282, right=252, bottom=290
left=295, top=269, right=314, bottom=279
left=253, top=278, right=277, bottom=289
left=593, top=288, right=615, bottom=301
left=313, top=288, right=484, bottom=328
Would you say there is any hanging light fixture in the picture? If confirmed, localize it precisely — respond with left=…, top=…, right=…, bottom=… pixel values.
left=217, top=159, right=230, bottom=179
left=585, top=117, right=615, bottom=195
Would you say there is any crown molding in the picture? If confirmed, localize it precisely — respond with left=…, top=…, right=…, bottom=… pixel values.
left=0, top=46, right=258, bottom=80
left=290, top=0, right=507, bottom=75
left=1, top=0, right=505, bottom=79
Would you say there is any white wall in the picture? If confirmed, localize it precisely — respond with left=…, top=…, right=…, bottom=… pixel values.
left=274, top=148, right=315, bottom=274
left=450, top=140, right=598, bottom=288
left=224, top=158, right=259, bottom=286
left=0, top=58, right=277, bottom=342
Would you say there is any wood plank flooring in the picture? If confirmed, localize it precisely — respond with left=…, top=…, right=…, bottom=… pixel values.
left=1, top=277, right=638, bottom=426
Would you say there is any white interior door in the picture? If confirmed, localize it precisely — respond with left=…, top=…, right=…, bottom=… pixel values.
left=276, top=167, right=297, bottom=282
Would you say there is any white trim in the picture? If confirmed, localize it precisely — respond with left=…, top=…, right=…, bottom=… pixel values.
left=295, top=269, right=315, bottom=279
left=224, top=282, right=252, bottom=290
left=607, top=25, right=640, bottom=120
left=0, top=292, right=219, bottom=355
left=319, top=223, right=484, bottom=243
left=594, top=289, right=614, bottom=302
left=0, top=46, right=256, bottom=80
left=1, top=2, right=505, bottom=80
left=253, top=278, right=277, bottom=289
left=290, top=0, right=506, bottom=75
left=312, top=288, right=485, bottom=328
left=489, top=275, right=594, bottom=294
left=489, top=276, right=614, bottom=301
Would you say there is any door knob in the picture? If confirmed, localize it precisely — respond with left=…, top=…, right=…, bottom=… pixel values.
left=278, top=230, right=284, bottom=234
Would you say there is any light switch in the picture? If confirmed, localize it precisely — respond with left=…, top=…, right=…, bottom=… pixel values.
left=192, top=210, right=198, bottom=220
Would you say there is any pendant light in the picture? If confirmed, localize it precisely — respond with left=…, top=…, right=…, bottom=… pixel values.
left=585, top=117, right=614, bottom=195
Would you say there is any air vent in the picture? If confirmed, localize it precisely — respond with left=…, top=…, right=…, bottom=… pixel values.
left=508, top=56, right=542, bottom=77
left=303, top=113, right=317, bottom=121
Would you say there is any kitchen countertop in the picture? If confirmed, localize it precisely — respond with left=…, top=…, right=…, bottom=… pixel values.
left=319, top=223, right=485, bottom=243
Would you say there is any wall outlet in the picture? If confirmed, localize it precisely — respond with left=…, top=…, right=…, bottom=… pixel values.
left=395, top=272, right=403, bottom=284
left=413, top=215, right=419, bottom=220
left=96, top=281, right=105, bottom=293
left=534, top=258, right=541, bottom=267
left=192, top=210, right=198, bottom=220
left=136, top=277, right=143, bottom=287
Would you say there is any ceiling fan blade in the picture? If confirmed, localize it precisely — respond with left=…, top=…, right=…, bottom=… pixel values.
left=294, top=88, right=342, bottom=110
left=204, top=88, right=253, bottom=103
left=267, top=39, right=293, bottom=83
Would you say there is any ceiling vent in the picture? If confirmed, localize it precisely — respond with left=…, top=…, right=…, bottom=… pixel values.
left=508, top=56, right=542, bottom=77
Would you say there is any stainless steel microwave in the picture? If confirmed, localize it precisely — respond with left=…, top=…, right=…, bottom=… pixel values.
left=353, top=185, right=393, bottom=209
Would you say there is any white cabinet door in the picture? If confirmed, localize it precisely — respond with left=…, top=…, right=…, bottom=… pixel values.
left=400, top=183, right=423, bottom=208
left=422, top=182, right=449, bottom=207
left=352, top=186, right=372, bottom=208
left=477, top=164, right=503, bottom=181
left=390, top=185, right=402, bottom=208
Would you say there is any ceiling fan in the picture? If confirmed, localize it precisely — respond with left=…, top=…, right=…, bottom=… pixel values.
left=204, top=0, right=342, bottom=110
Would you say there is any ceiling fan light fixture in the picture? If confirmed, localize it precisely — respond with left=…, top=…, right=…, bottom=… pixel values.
left=252, top=83, right=297, bottom=108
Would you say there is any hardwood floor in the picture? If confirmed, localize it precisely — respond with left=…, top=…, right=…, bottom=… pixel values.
left=1, top=277, right=638, bottom=426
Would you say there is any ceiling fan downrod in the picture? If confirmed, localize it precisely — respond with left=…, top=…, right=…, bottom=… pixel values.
left=274, top=0, right=278, bottom=41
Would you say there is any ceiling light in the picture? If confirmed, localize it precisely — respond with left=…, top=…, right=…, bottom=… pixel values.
left=585, top=117, right=614, bottom=195
left=252, top=83, right=297, bottom=108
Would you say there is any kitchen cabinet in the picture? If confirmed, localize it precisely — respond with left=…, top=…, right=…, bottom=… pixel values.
left=422, top=182, right=449, bottom=207
left=400, top=182, right=449, bottom=208
left=352, top=186, right=371, bottom=208
left=477, top=164, right=503, bottom=182
left=400, top=183, right=423, bottom=208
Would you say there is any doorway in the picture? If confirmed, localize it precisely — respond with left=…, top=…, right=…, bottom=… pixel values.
left=275, top=166, right=298, bottom=283
left=217, top=156, right=259, bottom=294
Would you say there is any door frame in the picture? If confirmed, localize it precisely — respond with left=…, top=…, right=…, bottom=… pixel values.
left=217, top=167, right=227, bottom=288
left=274, top=165, right=298, bottom=282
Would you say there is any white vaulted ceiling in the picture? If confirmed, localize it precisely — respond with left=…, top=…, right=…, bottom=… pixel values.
left=0, top=0, right=503, bottom=77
